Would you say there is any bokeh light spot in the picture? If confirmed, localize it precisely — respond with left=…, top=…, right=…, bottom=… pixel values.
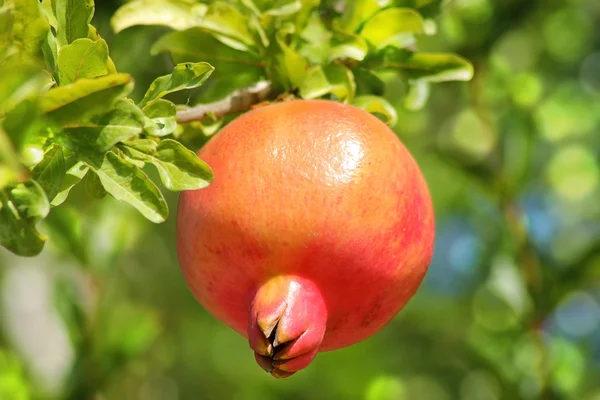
left=547, top=145, right=599, bottom=202
left=555, top=292, right=600, bottom=338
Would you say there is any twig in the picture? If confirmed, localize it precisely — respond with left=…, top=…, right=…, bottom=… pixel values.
left=175, top=81, right=272, bottom=123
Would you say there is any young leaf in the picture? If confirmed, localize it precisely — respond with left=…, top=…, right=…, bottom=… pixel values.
left=151, top=28, right=265, bottom=102
left=359, top=8, right=424, bottom=48
left=54, top=0, right=94, bottom=46
left=138, top=62, right=214, bottom=109
left=0, top=180, right=50, bottom=256
left=111, top=0, right=207, bottom=33
left=85, top=151, right=168, bottom=223
left=142, top=99, right=177, bottom=137
left=352, top=95, right=398, bottom=126
left=31, top=144, right=66, bottom=201
left=119, top=139, right=213, bottom=191
left=57, top=38, right=109, bottom=84
left=56, top=100, right=145, bottom=152
left=39, top=73, right=134, bottom=126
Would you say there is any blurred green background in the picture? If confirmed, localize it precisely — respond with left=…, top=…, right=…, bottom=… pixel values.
left=2, top=0, right=600, bottom=399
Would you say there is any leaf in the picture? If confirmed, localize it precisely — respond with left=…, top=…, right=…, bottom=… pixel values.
left=337, top=0, right=391, bottom=33
left=111, top=0, right=207, bottom=33
left=354, top=67, right=385, bottom=96
left=39, top=73, right=134, bottom=126
left=2, top=99, right=46, bottom=155
left=275, top=24, right=308, bottom=89
left=403, top=80, right=430, bottom=111
left=54, top=0, right=94, bottom=46
left=142, top=99, right=177, bottom=137
left=56, top=100, right=145, bottom=152
left=119, top=139, right=213, bottom=191
left=200, top=1, right=255, bottom=51
left=51, top=159, right=88, bottom=206
left=359, top=8, right=424, bottom=48
left=9, top=0, right=51, bottom=61
left=364, top=47, right=474, bottom=82
left=324, top=63, right=356, bottom=102
left=329, top=30, right=368, bottom=62
left=0, top=62, right=49, bottom=116
left=31, top=144, right=65, bottom=201
left=298, top=66, right=331, bottom=99
left=0, top=180, right=49, bottom=256
left=151, top=28, right=265, bottom=102
left=400, top=52, right=475, bottom=82
left=138, top=62, right=214, bottom=109
left=83, top=168, right=107, bottom=198
left=352, top=95, right=398, bottom=126
left=57, top=38, right=109, bottom=85
left=85, top=151, right=168, bottom=223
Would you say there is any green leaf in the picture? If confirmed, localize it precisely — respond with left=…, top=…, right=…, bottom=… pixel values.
left=39, top=73, right=134, bottom=126
left=403, top=80, right=430, bottom=111
left=298, top=65, right=331, bottom=99
left=365, top=47, right=474, bottom=82
left=329, top=30, right=368, bottom=62
left=111, top=0, right=207, bottom=33
left=119, top=138, right=213, bottom=191
left=359, top=8, right=424, bottom=48
left=151, top=28, right=265, bottom=102
left=31, top=144, right=65, bottom=201
left=2, top=99, right=46, bottom=155
left=200, top=1, right=255, bottom=51
left=8, top=0, right=51, bottom=61
left=0, top=62, right=50, bottom=116
left=354, top=67, right=385, bottom=96
left=337, top=0, right=390, bottom=33
left=142, top=99, right=177, bottom=137
left=0, top=127, right=24, bottom=189
left=83, top=167, right=107, bottom=198
left=56, top=100, right=145, bottom=152
left=85, top=151, right=168, bottom=223
left=41, top=29, right=59, bottom=80
left=57, top=38, right=109, bottom=85
left=51, top=159, right=88, bottom=206
left=400, top=52, right=475, bottom=82
left=0, top=180, right=49, bottom=256
left=324, top=63, right=356, bottom=102
left=54, top=0, right=94, bottom=46
left=274, top=24, right=308, bottom=89
left=138, top=62, right=214, bottom=109
left=352, top=95, right=398, bottom=126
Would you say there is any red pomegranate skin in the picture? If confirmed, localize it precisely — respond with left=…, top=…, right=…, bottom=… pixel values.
left=176, top=99, right=435, bottom=377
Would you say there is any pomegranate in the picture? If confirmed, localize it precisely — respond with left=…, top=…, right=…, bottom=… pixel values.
left=176, top=100, right=435, bottom=378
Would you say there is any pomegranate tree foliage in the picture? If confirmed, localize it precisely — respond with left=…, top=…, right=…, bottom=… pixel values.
left=0, top=0, right=472, bottom=257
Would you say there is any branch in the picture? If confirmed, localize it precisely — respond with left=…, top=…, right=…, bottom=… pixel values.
left=175, top=81, right=272, bottom=123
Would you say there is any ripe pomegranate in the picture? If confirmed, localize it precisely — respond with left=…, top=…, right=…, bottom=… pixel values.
left=176, top=100, right=435, bottom=378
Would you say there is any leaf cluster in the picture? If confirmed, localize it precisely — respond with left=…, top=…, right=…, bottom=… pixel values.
left=112, top=0, right=474, bottom=124
left=0, top=0, right=215, bottom=256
